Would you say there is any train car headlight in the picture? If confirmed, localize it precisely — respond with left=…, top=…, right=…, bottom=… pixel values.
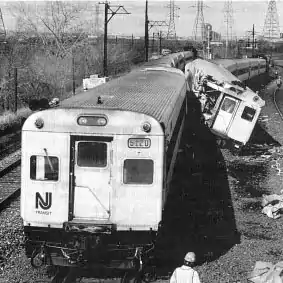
left=77, top=116, right=107, bottom=126
left=142, top=122, right=151, bottom=133
left=35, top=118, right=44, bottom=129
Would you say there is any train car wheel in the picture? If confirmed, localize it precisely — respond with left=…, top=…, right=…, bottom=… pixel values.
left=121, top=271, right=142, bottom=283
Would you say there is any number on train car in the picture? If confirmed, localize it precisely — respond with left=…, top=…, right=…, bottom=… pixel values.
left=128, top=138, right=151, bottom=148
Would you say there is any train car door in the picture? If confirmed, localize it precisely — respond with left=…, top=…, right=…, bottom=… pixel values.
left=212, top=96, right=239, bottom=135
left=71, top=137, right=113, bottom=220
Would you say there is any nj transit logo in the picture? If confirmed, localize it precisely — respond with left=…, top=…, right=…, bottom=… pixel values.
left=35, top=192, right=52, bottom=210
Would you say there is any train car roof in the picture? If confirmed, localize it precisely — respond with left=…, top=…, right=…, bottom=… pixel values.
left=191, top=58, right=239, bottom=83
left=60, top=67, right=186, bottom=127
left=143, top=51, right=192, bottom=68
left=214, top=58, right=266, bottom=68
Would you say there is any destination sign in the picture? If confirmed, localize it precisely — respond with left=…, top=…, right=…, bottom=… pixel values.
left=128, top=138, right=151, bottom=148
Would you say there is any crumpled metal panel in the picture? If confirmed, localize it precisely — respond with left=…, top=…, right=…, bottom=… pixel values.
left=61, top=69, right=186, bottom=127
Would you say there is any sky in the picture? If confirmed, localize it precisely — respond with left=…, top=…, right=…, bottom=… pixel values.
left=1, top=0, right=282, bottom=38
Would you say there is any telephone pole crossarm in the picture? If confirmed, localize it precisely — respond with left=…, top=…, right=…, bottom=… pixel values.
left=99, top=1, right=130, bottom=77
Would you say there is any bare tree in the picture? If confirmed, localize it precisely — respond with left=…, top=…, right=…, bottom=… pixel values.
left=10, top=1, right=88, bottom=58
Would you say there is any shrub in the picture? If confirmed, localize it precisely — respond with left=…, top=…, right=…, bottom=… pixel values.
left=0, top=108, right=32, bottom=132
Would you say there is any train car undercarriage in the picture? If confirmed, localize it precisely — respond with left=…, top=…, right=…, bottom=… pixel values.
left=24, top=225, right=157, bottom=282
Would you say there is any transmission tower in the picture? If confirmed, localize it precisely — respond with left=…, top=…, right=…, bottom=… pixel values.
left=0, top=8, right=6, bottom=42
left=223, top=0, right=234, bottom=57
left=263, top=0, right=280, bottom=40
left=223, top=1, right=233, bottom=41
left=166, top=0, right=179, bottom=39
left=94, top=3, right=100, bottom=36
left=192, top=0, right=205, bottom=41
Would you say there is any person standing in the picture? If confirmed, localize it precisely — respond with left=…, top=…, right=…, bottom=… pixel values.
left=170, top=252, right=201, bottom=283
left=277, top=76, right=282, bottom=89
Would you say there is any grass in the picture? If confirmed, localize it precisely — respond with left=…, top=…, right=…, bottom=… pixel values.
left=0, top=108, right=32, bottom=133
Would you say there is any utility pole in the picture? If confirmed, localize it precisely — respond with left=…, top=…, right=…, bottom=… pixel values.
left=252, top=24, right=255, bottom=56
left=14, top=68, right=17, bottom=113
left=100, top=1, right=130, bottom=76
left=207, top=25, right=211, bottom=59
left=72, top=50, right=75, bottom=95
left=159, top=31, right=162, bottom=55
left=145, top=0, right=149, bottom=61
left=145, top=0, right=168, bottom=61
left=152, top=33, right=155, bottom=53
left=246, top=25, right=258, bottom=57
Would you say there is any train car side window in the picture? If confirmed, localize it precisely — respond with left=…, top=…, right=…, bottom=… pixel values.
left=221, top=98, right=236, bottom=114
left=241, top=106, right=256, bottom=122
left=123, top=159, right=154, bottom=184
left=77, top=142, right=107, bottom=167
left=30, top=156, right=59, bottom=181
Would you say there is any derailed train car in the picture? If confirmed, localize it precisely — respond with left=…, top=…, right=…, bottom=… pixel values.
left=21, top=53, right=194, bottom=281
left=185, top=58, right=265, bottom=150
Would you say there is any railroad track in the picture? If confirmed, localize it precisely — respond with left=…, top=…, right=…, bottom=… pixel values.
left=0, top=149, right=21, bottom=211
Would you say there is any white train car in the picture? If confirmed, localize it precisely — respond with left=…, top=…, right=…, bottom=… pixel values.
left=21, top=64, right=188, bottom=276
left=185, top=58, right=265, bottom=150
left=214, top=58, right=267, bottom=82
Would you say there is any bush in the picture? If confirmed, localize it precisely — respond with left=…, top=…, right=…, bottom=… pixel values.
left=0, top=108, right=32, bottom=132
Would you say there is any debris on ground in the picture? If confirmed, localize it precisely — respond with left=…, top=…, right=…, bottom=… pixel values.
left=247, top=261, right=283, bottom=283
left=261, top=192, right=283, bottom=219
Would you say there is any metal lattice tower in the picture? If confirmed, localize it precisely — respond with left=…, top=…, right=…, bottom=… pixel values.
left=166, top=0, right=179, bottom=39
left=192, top=0, right=205, bottom=41
left=263, top=0, right=280, bottom=40
left=223, top=0, right=234, bottom=42
left=95, top=3, right=100, bottom=36
left=0, top=8, right=6, bottom=42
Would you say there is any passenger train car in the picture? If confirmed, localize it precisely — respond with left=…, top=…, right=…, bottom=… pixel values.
left=21, top=52, right=194, bottom=277
left=185, top=58, right=265, bottom=150
left=143, top=51, right=194, bottom=72
left=213, top=57, right=268, bottom=82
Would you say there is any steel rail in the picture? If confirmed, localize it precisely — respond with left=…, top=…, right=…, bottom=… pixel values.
left=0, top=150, right=21, bottom=211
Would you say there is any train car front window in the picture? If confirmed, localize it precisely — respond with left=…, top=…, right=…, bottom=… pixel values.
left=241, top=106, right=256, bottom=122
left=77, top=142, right=107, bottom=167
left=221, top=98, right=236, bottom=114
left=30, top=156, right=59, bottom=181
left=123, top=159, right=153, bottom=184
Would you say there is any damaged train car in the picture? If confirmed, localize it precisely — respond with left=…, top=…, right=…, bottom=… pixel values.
left=185, top=58, right=265, bottom=150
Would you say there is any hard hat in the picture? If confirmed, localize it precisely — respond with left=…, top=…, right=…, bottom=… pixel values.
left=184, top=252, right=196, bottom=262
